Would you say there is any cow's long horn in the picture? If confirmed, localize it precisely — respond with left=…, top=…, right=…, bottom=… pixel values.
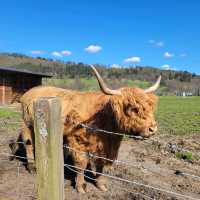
left=145, top=75, right=161, bottom=93
left=90, top=65, right=121, bottom=95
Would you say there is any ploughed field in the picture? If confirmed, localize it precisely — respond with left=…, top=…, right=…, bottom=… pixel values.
left=0, top=96, right=200, bottom=200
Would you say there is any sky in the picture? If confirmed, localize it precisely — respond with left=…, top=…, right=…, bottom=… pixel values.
left=0, top=0, right=200, bottom=74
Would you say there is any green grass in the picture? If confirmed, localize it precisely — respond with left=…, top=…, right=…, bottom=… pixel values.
left=43, top=78, right=74, bottom=88
left=0, top=91, right=200, bottom=135
left=0, top=108, right=21, bottom=119
left=175, top=152, right=194, bottom=162
left=43, top=77, right=165, bottom=91
left=124, top=79, right=151, bottom=88
left=156, top=96, right=200, bottom=135
left=43, top=78, right=200, bottom=136
left=0, top=107, right=22, bottom=131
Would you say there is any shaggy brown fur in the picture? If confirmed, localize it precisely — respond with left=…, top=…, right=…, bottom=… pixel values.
left=18, top=84, right=158, bottom=193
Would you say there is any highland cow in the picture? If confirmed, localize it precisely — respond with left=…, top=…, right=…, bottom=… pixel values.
left=15, top=65, right=161, bottom=193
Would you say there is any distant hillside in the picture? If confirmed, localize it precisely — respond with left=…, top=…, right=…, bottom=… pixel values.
left=0, top=52, right=200, bottom=95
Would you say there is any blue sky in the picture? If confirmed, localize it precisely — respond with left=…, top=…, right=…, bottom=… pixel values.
left=0, top=0, right=200, bottom=74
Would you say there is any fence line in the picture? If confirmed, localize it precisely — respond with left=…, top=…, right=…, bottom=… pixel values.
left=0, top=121, right=22, bottom=125
left=1, top=143, right=200, bottom=199
left=3, top=150, right=200, bottom=199
left=81, top=123, right=200, bottom=158
left=80, top=123, right=144, bottom=140
left=0, top=152, right=34, bottom=161
left=0, top=141, right=25, bottom=146
left=1, top=114, right=200, bottom=199
left=34, top=97, right=64, bottom=200
left=64, top=163, right=199, bottom=200
left=65, top=164, right=154, bottom=200
left=63, top=144, right=200, bottom=181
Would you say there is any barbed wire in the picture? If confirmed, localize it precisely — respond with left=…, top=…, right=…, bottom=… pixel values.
left=64, top=163, right=199, bottom=200
left=0, top=141, right=25, bottom=146
left=1, top=145, right=200, bottom=199
left=63, top=144, right=200, bottom=181
left=0, top=152, right=34, bottom=161
left=0, top=121, right=22, bottom=125
left=0, top=119, right=200, bottom=200
left=80, top=123, right=200, bottom=159
left=65, top=164, right=154, bottom=200
left=1, top=138, right=200, bottom=182
left=2, top=142, right=200, bottom=179
left=80, top=123, right=144, bottom=140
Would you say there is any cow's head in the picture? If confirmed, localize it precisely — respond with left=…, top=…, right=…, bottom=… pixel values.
left=91, top=65, right=160, bottom=139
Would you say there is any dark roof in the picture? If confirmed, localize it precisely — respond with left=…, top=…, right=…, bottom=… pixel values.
left=0, top=67, right=52, bottom=77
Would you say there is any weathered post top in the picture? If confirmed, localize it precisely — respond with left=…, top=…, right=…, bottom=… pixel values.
left=34, top=97, right=64, bottom=200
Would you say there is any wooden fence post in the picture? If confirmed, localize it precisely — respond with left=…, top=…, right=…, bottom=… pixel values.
left=34, top=97, right=64, bottom=200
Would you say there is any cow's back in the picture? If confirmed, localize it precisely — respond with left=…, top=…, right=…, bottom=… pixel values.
left=20, top=86, right=72, bottom=125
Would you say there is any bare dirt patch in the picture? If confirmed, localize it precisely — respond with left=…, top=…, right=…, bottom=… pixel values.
left=0, top=103, right=200, bottom=199
left=0, top=125, right=200, bottom=200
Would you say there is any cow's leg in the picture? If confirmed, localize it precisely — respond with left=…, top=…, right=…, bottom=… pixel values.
left=22, top=123, right=35, bottom=172
left=9, top=130, right=24, bottom=160
left=73, top=154, right=88, bottom=193
left=95, top=164, right=108, bottom=191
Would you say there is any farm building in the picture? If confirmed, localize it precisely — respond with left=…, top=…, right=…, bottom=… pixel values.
left=0, top=67, right=52, bottom=105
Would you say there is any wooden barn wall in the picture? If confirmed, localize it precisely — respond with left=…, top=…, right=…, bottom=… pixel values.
left=0, top=72, right=42, bottom=104
left=0, top=77, right=5, bottom=104
left=0, top=74, right=12, bottom=104
left=11, top=74, right=42, bottom=103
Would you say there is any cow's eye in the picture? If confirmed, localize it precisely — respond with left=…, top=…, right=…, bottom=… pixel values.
left=125, top=104, right=139, bottom=116
left=130, top=107, right=139, bottom=113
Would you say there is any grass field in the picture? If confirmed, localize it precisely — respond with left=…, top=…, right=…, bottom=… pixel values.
left=157, top=96, right=200, bottom=135
left=0, top=96, right=200, bottom=135
left=0, top=106, right=22, bottom=131
left=43, top=78, right=154, bottom=90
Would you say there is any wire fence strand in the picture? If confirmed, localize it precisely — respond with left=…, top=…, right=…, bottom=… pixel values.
left=64, top=163, right=200, bottom=200
left=63, top=144, right=200, bottom=181
left=0, top=152, right=34, bottom=161
left=65, top=163, right=154, bottom=200
left=80, top=123, right=144, bottom=140
left=0, top=120, right=200, bottom=200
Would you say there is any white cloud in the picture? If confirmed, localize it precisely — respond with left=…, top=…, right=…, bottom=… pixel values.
left=149, top=40, right=164, bottom=47
left=52, top=51, right=63, bottom=57
left=124, top=56, right=141, bottom=63
left=30, top=50, right=45, bottom=55
left=180, top=53, right=187, bottom=57
left=148, top=40, right=155, bottom=44
left=52, top=50, right=72, bottom=58
left=84, top=45, right=102, bottom=53
left=61, top=50, right=72, bottom=56
left=111, top=64, right=122, bottom=68
left=156, top=41, right=164, bottom=47
left=164, top=52, right=174, bottom=58
left=161, top=64, right=177, bottom=71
